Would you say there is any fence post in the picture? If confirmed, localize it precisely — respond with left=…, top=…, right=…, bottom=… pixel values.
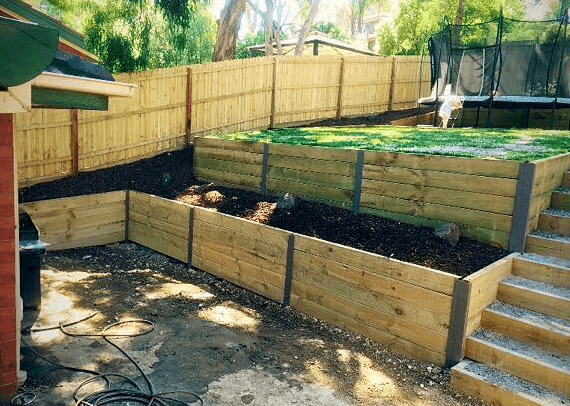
left=70, top=109, right=79, bottom=176
left=186, top=67, right=193, bottom=146
left=270, top=57, right=278, bottom=128
left=388, top=56, right=397, bottom=112
left=336, top=57, right=346, bottom=119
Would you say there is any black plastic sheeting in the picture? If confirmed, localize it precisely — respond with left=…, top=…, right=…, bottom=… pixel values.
left=44, top=49, right=115, bottom=82
left=426, top=11, right=570, bottom=106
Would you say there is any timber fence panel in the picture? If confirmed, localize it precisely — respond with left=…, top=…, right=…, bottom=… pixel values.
left=391, top=57, right=430, bottom=111
left=192, top=207, right=289, bottom=304
left=273, top=56, right=342, bottom=126
left=128, top=191, right=191, bottom=263
left=78, top=67, right=188, bottom=172
left=190, top=58, right=273, bottom=138
left=341, top=56, right=392, bottom=117
left=291, top=234, right=458, bottom=365
left=19, top=191, right=126, bottom=251
left=14, top=109, right=74, bottom=185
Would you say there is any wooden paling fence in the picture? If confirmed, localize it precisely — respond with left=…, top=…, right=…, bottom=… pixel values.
left=20, top=191, right=517, bottom=366
left=15, top=55, right=430, bottom=186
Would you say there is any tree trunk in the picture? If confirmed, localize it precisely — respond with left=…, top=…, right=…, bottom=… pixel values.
left=264, top=0, right=274, bottom=56
left=294, top=0, right=320, bottom=56
left=213, top=0, right=246, bottom=62
left=273, top=22, right=282, bottom=55
left=451, top=0, right=464, bottom=45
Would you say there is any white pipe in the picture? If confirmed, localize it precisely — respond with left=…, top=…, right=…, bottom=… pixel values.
left=32, top=72, right=137, bottom=98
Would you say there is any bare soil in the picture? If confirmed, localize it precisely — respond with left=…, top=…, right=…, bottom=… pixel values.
left=19, top=148, right=507, bottom=277
left=19, top=243, right=486, bottom=406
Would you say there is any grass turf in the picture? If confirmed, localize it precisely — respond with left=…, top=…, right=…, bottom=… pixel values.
left=218, top=126, right=570, bottom=161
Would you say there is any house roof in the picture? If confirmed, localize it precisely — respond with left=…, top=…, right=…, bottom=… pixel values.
left=1, top=16, right=136, bottom=113
left=248, top=34, right=379, bottom=57
left=0, top=0, right=97, bottom=60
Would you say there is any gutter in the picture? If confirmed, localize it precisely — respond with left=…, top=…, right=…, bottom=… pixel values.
left=32, top=72, right=137, bottom=98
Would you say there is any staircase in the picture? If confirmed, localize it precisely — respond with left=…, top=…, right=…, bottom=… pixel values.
left=451, top=168, right=570, bottom=406
left=452, top=254, right=570, bottom=405
left=526, top=169, right=570, bottom=261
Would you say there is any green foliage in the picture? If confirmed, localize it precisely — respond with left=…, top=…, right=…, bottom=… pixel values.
left=379, top=0, right=526, bottom=55
left=235, top=31, right=266, bottom=59
left=312, top=22, right=347, bottom=41
left=83, top=0, right=215, bottom=73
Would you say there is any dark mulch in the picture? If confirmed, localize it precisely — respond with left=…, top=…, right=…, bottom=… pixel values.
left=19, top=147, right=507, bottom=277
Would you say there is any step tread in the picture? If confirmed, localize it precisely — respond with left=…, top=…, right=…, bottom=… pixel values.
left=487, top=301, right=570, bottom=335
left=529, top=231, right=570, bottom=244
left=469, top=329, right=570, bottom=375
left=518, top=253, right=570, bottom=271
left=452, top=360, right=570, bottom=406
left=500, top=276, right=570, bottom=302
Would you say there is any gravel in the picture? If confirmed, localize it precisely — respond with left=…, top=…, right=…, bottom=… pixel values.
left=471, top=329, right=570, bottom=373
left=554, top=188, right=570, bottom=195
left=531, top=230, right=570, bottom=243
left=501, top=275, right=570, bottom=300
left=461, top=360, right=570, bottom=403
left=544, top=207, right=570, bottom=218
left=488, top=301, right=570, bottom=333
left=520, top=253, right=570, bottom=270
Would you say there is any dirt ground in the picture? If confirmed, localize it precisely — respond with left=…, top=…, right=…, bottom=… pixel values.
left=18, top=243, right=486, bottom=406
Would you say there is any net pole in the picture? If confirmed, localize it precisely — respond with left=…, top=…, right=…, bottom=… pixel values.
left=487, top=7, right=503, bottom=127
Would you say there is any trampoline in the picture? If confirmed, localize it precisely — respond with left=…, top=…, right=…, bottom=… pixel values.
left=420, top=9, right=570, bottom=127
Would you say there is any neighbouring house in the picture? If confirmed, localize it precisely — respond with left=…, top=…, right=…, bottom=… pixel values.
left=0, top=8, right=136, bottom=400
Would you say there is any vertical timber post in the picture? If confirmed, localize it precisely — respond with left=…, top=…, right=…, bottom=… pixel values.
left=313, top=40, right=319, bottom=56
left=336, top=57, right=345, bottom=119
left=260, top=143, right=269, bottom=195
left=186, top=67, right=193, bottom=146
left=445, top=279, right=471, bottom=366
left=508, top=162, right=536, bottom=253
left=187, top=207, right=194, bottom=270
left=70, top=109, right=79, bottom=176
left=352, top=150, right=365, bottom=214
left=124, top=190, right=130, bottom=241
left=282, top=233, right=295, bottom=307
left=388, top=56, right=397, bottom=112
left=270, top=57, right=278, bottom=129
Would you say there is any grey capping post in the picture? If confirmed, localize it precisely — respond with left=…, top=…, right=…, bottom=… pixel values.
left=445, top=279, right=471, bottom=366
left=508, top=162, right=536, bottom=253
left=187, top=207, right=194, bottom=270
left=261, top=143, right=269, bottom=195
left=282, top=233, right=295, bottom=307
left=352, top=150, right=365, bottom=214
left=124, top=190, right=130, bottom=241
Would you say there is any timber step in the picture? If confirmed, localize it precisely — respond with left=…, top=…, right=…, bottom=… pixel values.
left=451, top=360, right=570, bottom=406
left=465, top=329, right=570, bottom=396
left=525, top=232, right=570, bottom=261
left=550, top=188, right=570, bottom=211
left=513, top=254, right=570, bottom=290
left=481, top=301, right=570, bottom=356
left=538, top=209, right=570, bottom=237
left=497, top=276, right=570, bottom=321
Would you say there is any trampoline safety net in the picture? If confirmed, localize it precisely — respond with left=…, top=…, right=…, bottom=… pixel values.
left=425, top=9, right=570, bottom=109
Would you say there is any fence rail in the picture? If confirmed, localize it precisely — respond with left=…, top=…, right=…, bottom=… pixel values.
left=15, top=55, right=431, bottom=186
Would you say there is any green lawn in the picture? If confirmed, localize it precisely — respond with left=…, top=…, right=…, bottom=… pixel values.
left=218, top=126, right=570, bottom=161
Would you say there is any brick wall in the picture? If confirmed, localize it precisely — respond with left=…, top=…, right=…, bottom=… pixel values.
left=0, top=113, right=17, bottom=400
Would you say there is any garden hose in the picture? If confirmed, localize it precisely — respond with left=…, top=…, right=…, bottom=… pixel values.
left=18, top=314, right=203, bottom=406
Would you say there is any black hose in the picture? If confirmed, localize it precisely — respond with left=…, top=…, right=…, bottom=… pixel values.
left=18, top=315, right=203, bottom=406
